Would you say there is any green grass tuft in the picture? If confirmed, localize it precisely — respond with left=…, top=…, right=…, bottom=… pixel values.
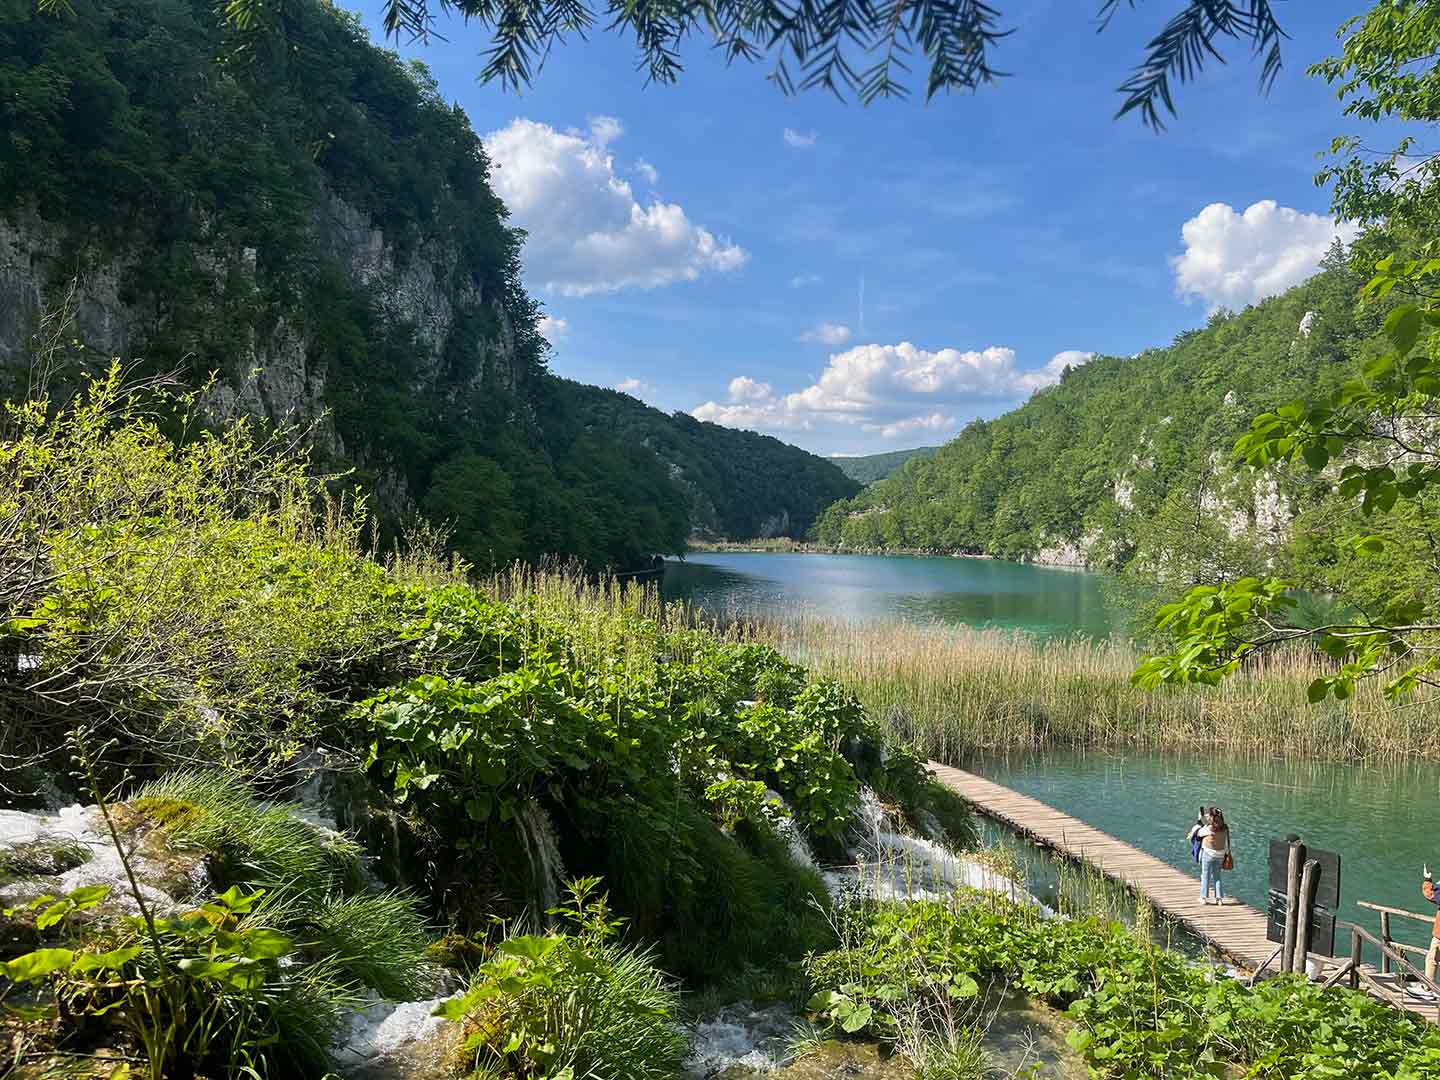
left=133, top=770, right=359, bottom=900
left=312, top=892, right=434, bottom=1000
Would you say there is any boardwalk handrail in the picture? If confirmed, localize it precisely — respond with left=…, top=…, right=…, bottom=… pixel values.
left=1338, top=921, right=1440, bottom=1023
left=1358, top=900, right=1433, bottom=925
left=1357, top=900, right=1434, bottom=974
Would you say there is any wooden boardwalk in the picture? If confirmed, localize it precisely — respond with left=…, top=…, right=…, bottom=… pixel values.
left=929, top=762, right=1435, bottom=1021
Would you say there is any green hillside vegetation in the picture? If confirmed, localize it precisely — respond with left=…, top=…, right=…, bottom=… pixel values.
left=0, top=373, right=973, bottom=1075
left=812, top=246, right=1376, bottom=581
left=558, top=379, right=862, bottom=538
left=0, top=0, right=844, bottom=570
left=832, top=446, right=940, bottom=485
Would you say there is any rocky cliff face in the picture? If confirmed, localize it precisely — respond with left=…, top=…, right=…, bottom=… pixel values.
left=0, top=190, right=523, bottom=508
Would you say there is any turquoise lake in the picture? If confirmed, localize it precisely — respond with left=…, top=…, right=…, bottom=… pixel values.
left=662, top=551, right=1114, bottom=638
left=971, top=750, right=1438, bottom=954
left=663, top=550, right=1440, bottom=957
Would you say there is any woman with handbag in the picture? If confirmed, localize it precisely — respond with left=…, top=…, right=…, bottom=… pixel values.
left=1196, top=807, right=1232, bottom=905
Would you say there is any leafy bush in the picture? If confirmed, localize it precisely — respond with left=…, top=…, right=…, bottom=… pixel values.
left=438, top=878, right=688, bottom=1080
left=2, top=884, right=358, bottom=1079
left=804, top=894, right=1440, bottom=1079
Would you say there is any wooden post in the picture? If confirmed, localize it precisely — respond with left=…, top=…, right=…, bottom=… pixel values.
left=1350, top=926, right=1363, bottom=991
left=1294, top=858, right=1320, bottom=977
left=1282, top=841, right=1305, bottom=973
left=1380, top=911, right=1392, bottom=975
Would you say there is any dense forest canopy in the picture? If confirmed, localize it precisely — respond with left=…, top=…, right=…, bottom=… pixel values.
left=0, top=0, right=849, bottom=569
left=812, top=244, right=1371, bottom=565
left=556, top=381, right=861, bottom=539
left=831, top=447, right=940, bottom=486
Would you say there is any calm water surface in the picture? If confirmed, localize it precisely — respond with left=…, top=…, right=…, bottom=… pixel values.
left=971, top=750, right=1439, bottom=952
left=663, top=552, right=1438, bottom=954
left=663, top=552, right=1113, bottom=638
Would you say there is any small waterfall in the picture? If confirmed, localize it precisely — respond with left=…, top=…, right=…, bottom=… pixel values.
left=830, top=787, right=1051, bottom=912
left=764, top=788, right=817, bottom=870
left=515, top=799, right=565, bottom=918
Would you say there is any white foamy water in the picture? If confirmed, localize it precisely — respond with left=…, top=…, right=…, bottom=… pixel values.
left=685, top=1001, right=796, bottom=1077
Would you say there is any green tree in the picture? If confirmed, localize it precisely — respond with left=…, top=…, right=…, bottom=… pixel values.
left=423, top=453, right=524, bottom=570
left=1137, top=3, right=1440, bottom=702
left=219, top=0, right=1285, bottom=125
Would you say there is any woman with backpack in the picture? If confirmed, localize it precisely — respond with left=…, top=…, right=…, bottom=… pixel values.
left=1193, top=807, right=1232, bottom=905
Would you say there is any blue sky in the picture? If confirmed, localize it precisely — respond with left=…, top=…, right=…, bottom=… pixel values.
left=363, top=0, right=1366, bottom=456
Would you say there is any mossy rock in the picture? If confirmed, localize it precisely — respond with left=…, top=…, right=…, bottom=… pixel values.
left=426, top=932, right=489, bottom=973
left=0, top=838, right=91, bottom=883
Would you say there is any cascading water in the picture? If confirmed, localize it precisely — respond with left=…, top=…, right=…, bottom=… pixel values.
left=827, top=788, right=1051, bottom=912
left=515, top=799, right=566, bottom=918
left=764, top=788, right=818, bottom=870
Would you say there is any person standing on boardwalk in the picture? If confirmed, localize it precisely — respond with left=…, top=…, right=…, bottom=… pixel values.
left=1195, top=808, right=1231, bottom=905
left=1423, top=864, right=1440, bottom=982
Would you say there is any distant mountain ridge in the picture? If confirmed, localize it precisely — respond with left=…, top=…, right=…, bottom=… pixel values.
left=559, top=381, right=862, bottom=539
left=812, top=251, right=1371, bottom=571
left=832, top=447, right=940, bottom=485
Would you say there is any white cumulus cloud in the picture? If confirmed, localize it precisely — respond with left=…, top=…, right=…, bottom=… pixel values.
left=863, top=412, right=957, bottom=439
left=587, top=115, right=624, bottom=148
left=634, top=159, right=658, bottom=185
left=728, top=376, right=773, bottom=401
left=538, top=315, right=569, bottom=344
left=485, top=118, right=747, bottom=297
left=691, top=344, right=1092, bottom=435
left=614, top=377, right=656, bottom=397
left=799, top=322, right=852, bottom=345
left=1172, top=200, right=1359, bottom=310
left=783, top=128, right=818, bottom=148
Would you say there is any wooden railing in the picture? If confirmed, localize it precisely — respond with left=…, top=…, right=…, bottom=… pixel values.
left=1344, top=901, right=1440, bottom=1023
left=1357, top=900, right=1432, bottom=974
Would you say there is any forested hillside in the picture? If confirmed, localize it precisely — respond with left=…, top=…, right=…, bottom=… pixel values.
left=0, top=0, right=840, bottom=569
left=813, top=247, right=1378, bottom=578
left=833, top=446, right=940, bottom=485
left=558, top=381, right=860, bottom=538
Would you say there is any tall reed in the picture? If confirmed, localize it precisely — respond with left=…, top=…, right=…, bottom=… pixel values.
left=765, top=613, right=1440, bottom=762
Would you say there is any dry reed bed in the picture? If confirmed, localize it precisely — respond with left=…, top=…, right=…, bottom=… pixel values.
left=764, top=614, right=1440, bottom=763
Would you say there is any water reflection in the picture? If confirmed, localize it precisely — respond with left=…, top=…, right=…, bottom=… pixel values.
left=662, top=553, right=1112, bottom=638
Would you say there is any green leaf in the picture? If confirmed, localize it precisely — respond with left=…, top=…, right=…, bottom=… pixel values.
left=67, top=884, right=112, bottom=910
left=1307, top=678, right=1330, bottom=704
left=1384, top=305, right=1423, bottom=354
left=839, top=1002, right=873, bottom=1033
left=239, top=929, right=294, bottom=960
left=1301, top=443, right=1330, bottom=471
left=3, top=948, right=74, bottom=982
left=1352, top=535, right=1385, bottom=556
left=72, top=945, right=142, bottom=973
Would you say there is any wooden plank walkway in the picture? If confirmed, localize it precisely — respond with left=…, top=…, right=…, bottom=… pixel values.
left=929, top=761, right=1436, bottom=1022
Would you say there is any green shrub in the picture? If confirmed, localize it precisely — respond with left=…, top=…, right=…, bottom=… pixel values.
left=804, top=894, right=1440, bottom=1080
left=438, top=878, right=688, bottom=1080
left=2, top=884, right=359, bottom=1080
